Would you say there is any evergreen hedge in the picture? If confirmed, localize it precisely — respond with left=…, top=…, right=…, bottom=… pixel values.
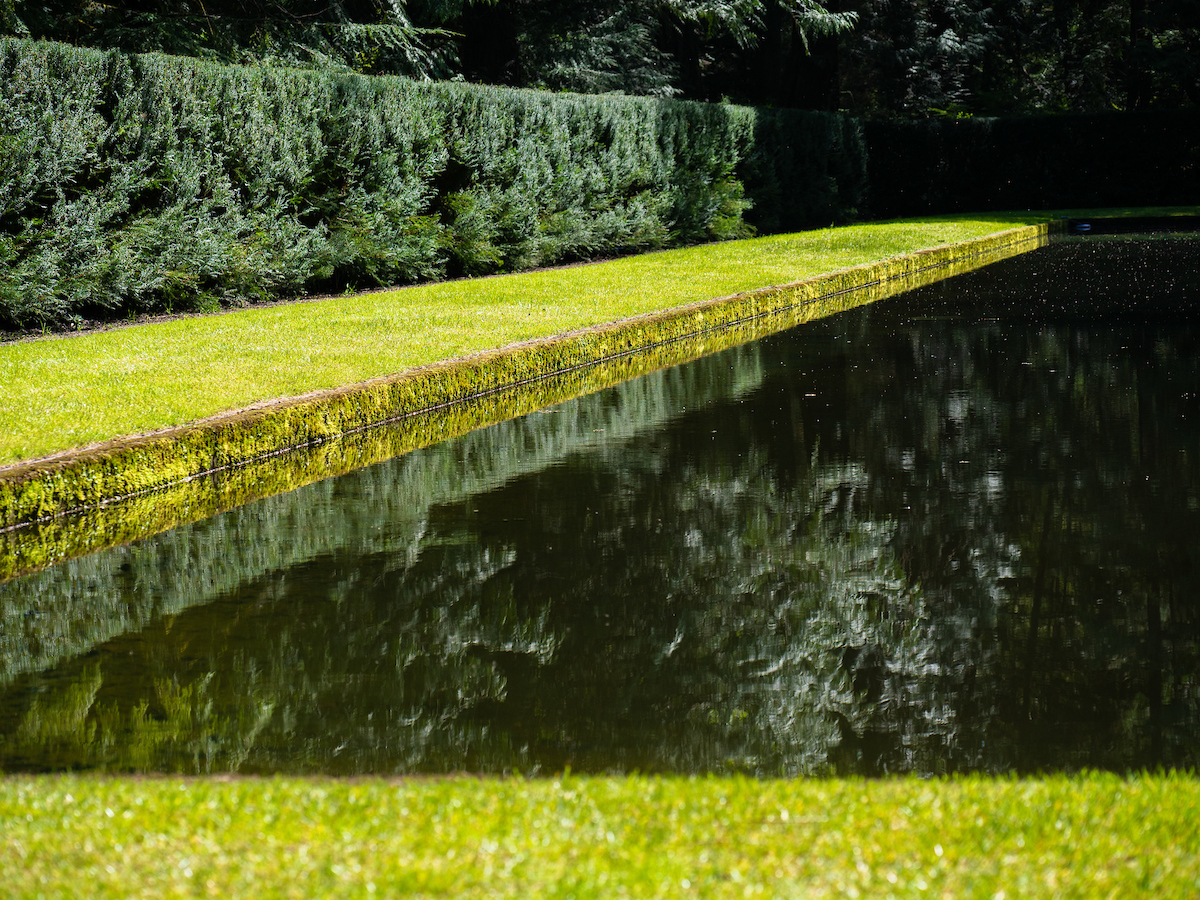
left=0, top=38, right=865, bottom=331
left=864, top=111, right=1200, bottom=218
left=9, top=38, right=1189, bottom=334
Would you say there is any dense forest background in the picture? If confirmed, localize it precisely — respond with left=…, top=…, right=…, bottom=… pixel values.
left=3, top=0, right=1197, bottom=116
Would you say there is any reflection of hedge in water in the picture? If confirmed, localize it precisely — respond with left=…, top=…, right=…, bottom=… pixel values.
left=1, top=442, right=959, bottom=777
left=0, top=345, right=766, bottom=688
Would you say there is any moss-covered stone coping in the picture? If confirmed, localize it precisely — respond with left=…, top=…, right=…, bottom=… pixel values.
left=0, top=222, right=1055, bottom=579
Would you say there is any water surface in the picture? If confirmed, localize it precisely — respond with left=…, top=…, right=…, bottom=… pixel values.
left=2, top=237, right=1198, bottom=776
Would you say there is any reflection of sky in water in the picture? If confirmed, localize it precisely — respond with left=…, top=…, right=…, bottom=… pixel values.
left=1, top=239, right=1199, bottom=777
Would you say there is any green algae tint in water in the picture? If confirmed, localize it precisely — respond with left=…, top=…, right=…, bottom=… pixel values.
left=1, top=237, right=1199, bottom=777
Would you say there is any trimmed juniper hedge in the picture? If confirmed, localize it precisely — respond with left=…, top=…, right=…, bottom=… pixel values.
left=0, top=38, right=866, bottom=331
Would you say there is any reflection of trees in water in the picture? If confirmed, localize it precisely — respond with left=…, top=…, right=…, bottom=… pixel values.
left=0, top=418, right=992, bottom=776
left=838, top=250, right=1200, bottom=772
left=3, top=243, right=1198, bottom=775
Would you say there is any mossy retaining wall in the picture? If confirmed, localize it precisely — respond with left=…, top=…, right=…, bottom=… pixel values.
left=0, top=223, right=1055, bottom=578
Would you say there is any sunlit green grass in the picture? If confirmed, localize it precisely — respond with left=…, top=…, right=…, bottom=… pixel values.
left=0, top=215, right=1043, bottom=466
left=1, top=772, right=1196, bottom=898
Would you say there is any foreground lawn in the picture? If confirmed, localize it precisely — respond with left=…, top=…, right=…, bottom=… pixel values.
left=1, top=772, right=1196, bottom=898
left=0, top=215, right=1042, bottom=466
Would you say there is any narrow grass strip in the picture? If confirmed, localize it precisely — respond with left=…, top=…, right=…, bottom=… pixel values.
left=2, top=772, right=1197, bottom=899
left=0, top=220, right=1053, bottom=534
left=0, top=215, right=1044, bottom=468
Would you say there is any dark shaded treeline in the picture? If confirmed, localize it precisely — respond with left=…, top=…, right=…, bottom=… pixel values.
left=865, top=109, right=1200, bottom=218
left=4, top=0, right=1197, bottom=115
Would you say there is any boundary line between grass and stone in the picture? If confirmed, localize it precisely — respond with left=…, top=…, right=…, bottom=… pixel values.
left=0, top=222, right=1057, bottom=566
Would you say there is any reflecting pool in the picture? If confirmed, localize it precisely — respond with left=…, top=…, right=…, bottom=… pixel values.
left=2, top=237, right=1198, bottom=776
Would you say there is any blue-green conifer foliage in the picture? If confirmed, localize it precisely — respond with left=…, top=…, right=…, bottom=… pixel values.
left=0, top=38, right=864, bottom=331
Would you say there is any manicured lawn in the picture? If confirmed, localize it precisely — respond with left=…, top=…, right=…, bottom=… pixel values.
left=0, top=215, right=1042, bottom=466
left=2, top=772, right=1196, bottom=898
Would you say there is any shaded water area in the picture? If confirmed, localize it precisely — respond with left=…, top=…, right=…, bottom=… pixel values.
left=2, top=237, right=1198, bottom=777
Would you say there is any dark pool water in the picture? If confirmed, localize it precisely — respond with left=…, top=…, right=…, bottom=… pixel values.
left=2, top=237, right=1198, bottom=777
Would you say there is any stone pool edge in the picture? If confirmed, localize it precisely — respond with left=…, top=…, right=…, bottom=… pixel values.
left=0, top=222, right=1056, bottom=539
